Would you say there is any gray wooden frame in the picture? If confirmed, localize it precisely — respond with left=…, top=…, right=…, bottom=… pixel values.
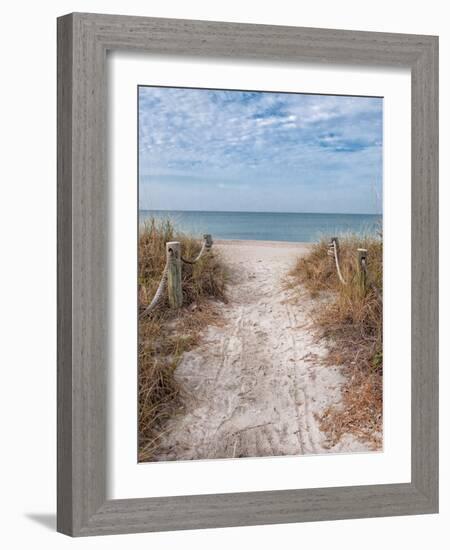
left=57, top=12, right=438, bottom=537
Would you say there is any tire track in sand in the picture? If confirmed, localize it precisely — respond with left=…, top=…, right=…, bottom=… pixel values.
left=153, top=240, right=371, bottom=461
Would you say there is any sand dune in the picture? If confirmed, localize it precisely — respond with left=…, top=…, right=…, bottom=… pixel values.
left=154, top=240, right=371, bottom=460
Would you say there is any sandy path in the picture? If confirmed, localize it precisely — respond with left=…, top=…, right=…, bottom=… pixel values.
left=155, top=240, right=370, bottom=460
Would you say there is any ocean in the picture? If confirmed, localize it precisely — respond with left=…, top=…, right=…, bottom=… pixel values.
left=139, top=210, right=382, bottom=243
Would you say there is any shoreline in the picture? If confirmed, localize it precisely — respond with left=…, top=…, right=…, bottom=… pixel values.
left=213, top=238, right=313, bottom=248
left=139, top=209, right=382, bottom=217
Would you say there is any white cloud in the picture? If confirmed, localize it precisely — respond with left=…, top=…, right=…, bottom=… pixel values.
left=138, top=87, right=383, bottom=213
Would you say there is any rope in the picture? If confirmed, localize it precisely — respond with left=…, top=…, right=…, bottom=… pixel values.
left=140, top=259, right=169, bottom=317
left=331, top=240, right=347, bottom=285
left=141, top=236, right=212, bottom=316
left=181, top=240, right=208, bottom=265
left=328, top=240, right=381, bottom=298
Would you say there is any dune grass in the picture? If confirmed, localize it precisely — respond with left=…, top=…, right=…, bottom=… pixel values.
left=138, top=218, right=228, bottom=461
left=290, top=234, right=383, bottom=448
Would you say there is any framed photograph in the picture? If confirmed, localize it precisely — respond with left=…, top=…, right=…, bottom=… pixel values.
left=137, top=85, right=383, bottom=464
left=57, top=13, right=438, bottom=536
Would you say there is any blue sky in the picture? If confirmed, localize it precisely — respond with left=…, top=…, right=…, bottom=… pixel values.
left=139, top=87, right=382, bottom=214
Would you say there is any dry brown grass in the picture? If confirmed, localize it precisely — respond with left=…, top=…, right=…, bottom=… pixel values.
left=291, top=234, right=383, bottom=448
left=138, top=218, right=228, bottom=461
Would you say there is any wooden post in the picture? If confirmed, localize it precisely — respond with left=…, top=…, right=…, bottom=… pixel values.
left=331, top=237, right=339, bottom=254
left=166, top=241, right=183, bottom=308
left=203, top=234, right=213, bottom=249
left=357, top=248, right=368, bottom=293
left=328, top=237, right=339, bottom=265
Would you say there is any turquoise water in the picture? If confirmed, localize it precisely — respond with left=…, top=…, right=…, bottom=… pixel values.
left=139, top=210, right=382, bottom=243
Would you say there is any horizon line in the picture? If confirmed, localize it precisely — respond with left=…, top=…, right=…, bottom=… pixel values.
left=139, top=208, right=382, bottom=216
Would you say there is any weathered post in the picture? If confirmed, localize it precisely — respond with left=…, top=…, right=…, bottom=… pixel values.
left=330, top=236, right=340, bottom=267
left=327, top=237, right=336, bottom=263
left=329, top=237, right=347, bottom=285
left=357, top=248, right=368, bottom=294
left=203, top=233, right=213, bottom=250
left=166, top=241, right=183, bottom=308
left=331, top=237, right=340, bottom=255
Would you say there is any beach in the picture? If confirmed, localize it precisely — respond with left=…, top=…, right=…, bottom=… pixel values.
left=140, top=209, right=382, bottom=243
left=153, top=240, right=372, bottom=460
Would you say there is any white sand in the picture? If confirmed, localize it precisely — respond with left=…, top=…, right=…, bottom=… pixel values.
left=155, top=240, right=371, bottom=460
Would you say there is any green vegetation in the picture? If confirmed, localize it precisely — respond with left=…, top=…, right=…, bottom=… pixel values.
left=290, top=235, right=383, bottom=448
left=138, top=218, right=227, bottom=461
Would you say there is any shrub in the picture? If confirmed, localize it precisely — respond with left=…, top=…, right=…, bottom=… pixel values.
left=290, top=234, right=383, bottom=447
left=138, top=218, right=227, bottom=461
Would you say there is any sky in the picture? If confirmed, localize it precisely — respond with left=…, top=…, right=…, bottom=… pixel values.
left=139, top=87, right=382, bottom=214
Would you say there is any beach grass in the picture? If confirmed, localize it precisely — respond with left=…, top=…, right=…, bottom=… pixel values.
left=290, top=234, right=383, bottom=448
left=138, top=218, right=228, bottom=461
